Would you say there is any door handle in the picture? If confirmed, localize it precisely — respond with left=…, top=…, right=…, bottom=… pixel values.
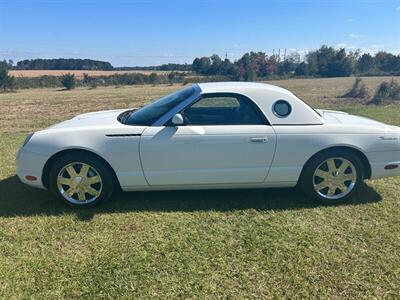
left=250, top=137, right=268, bottom=143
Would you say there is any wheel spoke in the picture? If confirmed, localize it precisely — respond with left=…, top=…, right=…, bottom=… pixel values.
left=66, top=165, right=78, bottom=177
left=343, top=173, right=356, bottom=181
left=80, top=164, right=90, bottom=177
left=65, top=188, right=75, bottom=197
left=338, top=183, right=348, bottom=193
left=86, top=176, right=101, bottom=185
left=338, top=161, right=350, bottom=173
left=314, top=169, right=329, bottom=179
left=315, top=181, right=328, bottom=191
left=327, top=187, right=336, bottom=196
left=77, top=190, right=86, bottom=201
left=58, top=177, right=72, bottom=186
left=86, top=186, right=100, bottom=197
left=326, top=159, right=337, bottom=172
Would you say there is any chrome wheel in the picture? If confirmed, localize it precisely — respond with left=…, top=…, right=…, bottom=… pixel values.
left=57, top=162, right=103, bottom=205
left=313, top=157, right=357, bottom=200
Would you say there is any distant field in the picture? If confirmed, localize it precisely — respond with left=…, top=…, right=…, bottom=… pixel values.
left=0, top=77, right=399, bottom=298
left=10, top=69, right=174, bottom=78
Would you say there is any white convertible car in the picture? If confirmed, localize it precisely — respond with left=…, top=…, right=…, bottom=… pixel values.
left=17, top=82, right=400, bottom=207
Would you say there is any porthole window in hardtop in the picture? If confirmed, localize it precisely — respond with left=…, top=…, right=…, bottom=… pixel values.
left=273, top=100, right=292, bottom=118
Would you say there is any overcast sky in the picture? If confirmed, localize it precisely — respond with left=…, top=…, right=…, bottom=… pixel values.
left=0, top=0, right=399, bottom=67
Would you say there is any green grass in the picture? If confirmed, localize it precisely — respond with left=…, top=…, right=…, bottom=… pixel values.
left=0, top=78, right=399, bottom=298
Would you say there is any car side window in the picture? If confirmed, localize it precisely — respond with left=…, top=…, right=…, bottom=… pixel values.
left=182, top=93, right=268, bottom=125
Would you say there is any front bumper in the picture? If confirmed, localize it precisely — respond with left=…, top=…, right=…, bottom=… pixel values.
left=16, top=146, right=48, bottom=189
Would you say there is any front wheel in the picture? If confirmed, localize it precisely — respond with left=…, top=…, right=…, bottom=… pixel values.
left=300, top=150, right=364, bottom=204
left=49, top=153, right=114, bottom=207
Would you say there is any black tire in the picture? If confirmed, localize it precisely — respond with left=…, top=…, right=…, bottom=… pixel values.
left=299, top=149, right=364, bottom=205
left=49, top=153, right=114, bottom=208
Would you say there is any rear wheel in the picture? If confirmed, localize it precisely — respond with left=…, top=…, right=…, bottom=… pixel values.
left=49, top=153, right=114, bottom=207
left=300, top=150, right=364, bottom=204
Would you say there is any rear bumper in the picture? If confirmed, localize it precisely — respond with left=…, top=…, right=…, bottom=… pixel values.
left=367, top=151, right=400, bottom=179
left=16, top=147, right=48, bottom=189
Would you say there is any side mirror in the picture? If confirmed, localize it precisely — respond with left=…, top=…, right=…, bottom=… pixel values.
left=171, top=113, right=184, bottom=126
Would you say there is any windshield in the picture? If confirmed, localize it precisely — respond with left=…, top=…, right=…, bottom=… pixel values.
left=122, top=86, right=196, bottom=126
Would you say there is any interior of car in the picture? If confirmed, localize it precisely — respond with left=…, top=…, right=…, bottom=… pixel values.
left=181, top=93, right=268, bottom=125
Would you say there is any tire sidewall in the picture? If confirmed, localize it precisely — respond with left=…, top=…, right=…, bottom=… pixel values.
left=49, top=153, right=114, bottom=207
left=300, top=150, right=364, bottom=204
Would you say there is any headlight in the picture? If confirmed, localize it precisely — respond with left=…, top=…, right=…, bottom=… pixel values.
left=21, top=133, right=34, bottom=147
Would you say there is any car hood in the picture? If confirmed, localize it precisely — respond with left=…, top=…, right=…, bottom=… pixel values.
left=48, top=109, right=128, bottom=129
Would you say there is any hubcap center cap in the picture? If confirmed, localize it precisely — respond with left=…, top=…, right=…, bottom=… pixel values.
left=332, top=171, right=340, bottom=177
left=72, top=176, right=83, bottom=187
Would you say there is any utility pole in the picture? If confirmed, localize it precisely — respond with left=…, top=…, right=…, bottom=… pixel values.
left=225, top=52, right=228, bottom=60
left=284, top=48, right=287, bottom=61
left=278, top=49, right=281, bottom=61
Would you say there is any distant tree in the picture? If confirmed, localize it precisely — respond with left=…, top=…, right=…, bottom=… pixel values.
left=61, top=73, right=76, bottom=90
left=357, top=53, right=375, bottom=74
left=220, top=58, right=235, bottom=75
left=0, top=65, right=15, bottom=92
left=235, top=52, right=267, bottom=80
left=374, top=52, right=400, bottom=74
left=0, top=59, right=13, bottom=70
left=305, top=51, right=318, bottom=76
left=329, top=48, right=355, bottom=77
left=304, top=46, right=355, bottom=77
left=295, top=62, right=309, bottom=76
left=209, top=54, right=223, bottom=75
left=167, top=72, right=176, bottom=84
left=278, top=53, right=300, bottom=75
left=148, top=72, right=159, bottom=84
left=192, top=57, right=211, bottom=75
left=158, top=63, right=192, bottom=71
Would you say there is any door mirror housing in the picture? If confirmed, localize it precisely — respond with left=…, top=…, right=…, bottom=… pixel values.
left=171, top=113, right=184, bottom=126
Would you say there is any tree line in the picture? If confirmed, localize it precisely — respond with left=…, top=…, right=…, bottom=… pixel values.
left=1, top=45, right=400, bottom=91
left=191, top=46, right=400, bottom=79
left=14, top=58, right=114, bottom=70
left=4, top=46, right=400, bottom=78
left=115, top=63, right=192, bottom=71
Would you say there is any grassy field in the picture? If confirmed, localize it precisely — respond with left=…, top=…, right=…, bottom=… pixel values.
left=10, top=69, right=174, bottom=78
left=0, top=77, right=399, bottom=298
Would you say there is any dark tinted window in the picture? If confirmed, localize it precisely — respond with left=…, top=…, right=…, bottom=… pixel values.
left=182, top=93, right=268, bottom=125
left=123, top=86, right=195, bottom=125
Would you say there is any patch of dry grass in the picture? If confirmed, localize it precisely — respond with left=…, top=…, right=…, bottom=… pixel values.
left=0, top=84, right=178, bottom=132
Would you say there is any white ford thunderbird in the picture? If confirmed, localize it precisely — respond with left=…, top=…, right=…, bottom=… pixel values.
left=17, top=82, right=400, bottom=207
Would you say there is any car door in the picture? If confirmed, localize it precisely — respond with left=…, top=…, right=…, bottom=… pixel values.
left=139, top=93, right=276, bottom=186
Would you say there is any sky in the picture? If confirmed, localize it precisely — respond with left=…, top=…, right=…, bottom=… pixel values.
left=0, top=0, right=399, bottom=67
